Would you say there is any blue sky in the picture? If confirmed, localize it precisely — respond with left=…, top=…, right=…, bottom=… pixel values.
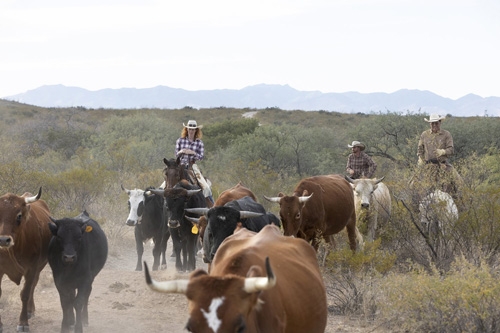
left=1, top=0, right=499, bottom=99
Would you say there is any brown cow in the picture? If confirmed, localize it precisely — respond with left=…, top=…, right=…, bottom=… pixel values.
left=264, top=174, right=363, bottom=251
left=144, top=224, right=327, bottom=333
left=0, top=188, right=52, bottom=332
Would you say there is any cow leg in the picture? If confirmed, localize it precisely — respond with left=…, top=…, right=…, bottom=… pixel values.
left=346, top=214, right=364, bottom=252
left=58, top=288, right=76, bottom=333
left=170, top=228, right=183, bottom=272
left=17, top=268, right=39, bottom=331
left=0, top=274, right=3, bottom=332
left=74, top=284, right=92, bottom=333
left=152, top=235, right=162, bottom=271
left=160, top=229, right=169, bottom=270
left=134, top=227, right=144, bottom=271
left=181, top=240, right=188, bottom=272
left=187, top=236, right=198, bottom=271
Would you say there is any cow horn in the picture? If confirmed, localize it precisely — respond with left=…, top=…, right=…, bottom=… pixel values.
left=239, top=211, right=264, bottom=219
left=185, top=216, right=200, bottom=224
left=243, top=257, right=276, bottom=293
left=121, top=184, right=131, bottom=194
left=185, top=207, right=210, bottom=216
left=344, top=175, right=355, bottom=183
left=186, top=189, right=202, bottom=197
left=148, top=188, right=164, bottom=196
left=25, top=187, right=42, bottom=203
left=299, top=193, right=313, bottom=203
left=144, top=262, right=188, bottom=294
left=375, top=176, right=385, bottom=184
left=263, top=195, right=281, bottom=203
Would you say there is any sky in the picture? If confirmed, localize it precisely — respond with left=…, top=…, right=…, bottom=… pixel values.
left=1, top=0, right=499, bottom=100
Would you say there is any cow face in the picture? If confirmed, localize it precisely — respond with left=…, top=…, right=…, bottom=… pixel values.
left=346, top=177, right=384, bottom=210
left=122, top=187, right=146, bottom=226
left=0, top=191, right=39, bottom=248
left=49, top=217, right=89, bottom=264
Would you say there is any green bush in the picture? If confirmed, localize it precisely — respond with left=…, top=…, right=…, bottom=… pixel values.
left=379, top=256, right=500, bottom=332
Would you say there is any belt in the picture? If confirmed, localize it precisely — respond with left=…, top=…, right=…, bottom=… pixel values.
left=425, top=158, right=445, bottom=165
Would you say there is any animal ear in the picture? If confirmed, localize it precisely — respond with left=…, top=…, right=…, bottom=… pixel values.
left=302, top=190, right=309, bottom=196
left=246, top=265, right=264, bottom=278
left=190, top=269, right=208, bottom=279
left=278, top=192, right=285, bottom=197
left=48, top=220, right=58, bottom=236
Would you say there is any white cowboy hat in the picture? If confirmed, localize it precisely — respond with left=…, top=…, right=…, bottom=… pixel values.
left=183, top=120, right=203, bottom=129
left=424, top=114, right=446, bottom=122
left=347, top=141, right=365, bottom=151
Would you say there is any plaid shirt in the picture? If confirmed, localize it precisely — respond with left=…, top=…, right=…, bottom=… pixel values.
left=175, top=137, right=204, bottom=165
left=346, top=152, right=377, bottom=179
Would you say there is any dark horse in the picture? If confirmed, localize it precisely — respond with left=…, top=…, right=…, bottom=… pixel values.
left=162, top=157, right=214, bottom=208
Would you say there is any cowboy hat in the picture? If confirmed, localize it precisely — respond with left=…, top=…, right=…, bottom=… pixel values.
left=424, top=114, right=446, bottom=122
left=183, top=120, right=203, bottom=129
left=348, top=141, right=365, bottom=151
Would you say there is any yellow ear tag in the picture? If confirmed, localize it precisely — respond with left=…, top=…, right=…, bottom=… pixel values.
left=85, top=226, right=93, bottom=233
left=191, top=225, right=199, bottom=234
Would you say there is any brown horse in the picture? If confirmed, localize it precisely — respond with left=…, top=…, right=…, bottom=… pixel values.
left=162, top=157, right=214, bottom=208
left=162, top=157, right=192, bottom=189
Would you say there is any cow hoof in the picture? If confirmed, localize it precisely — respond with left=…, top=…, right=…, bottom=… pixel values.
left=16, top=325, right=29, bottom=332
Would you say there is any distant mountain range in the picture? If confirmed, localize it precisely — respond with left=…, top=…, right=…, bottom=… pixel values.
left=3, top=84, right=500, bottom=117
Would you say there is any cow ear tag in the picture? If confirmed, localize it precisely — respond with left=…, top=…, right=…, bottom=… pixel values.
left=85, top=226, right=93, bottom=233
left=191, top=225, right=199, bottom=234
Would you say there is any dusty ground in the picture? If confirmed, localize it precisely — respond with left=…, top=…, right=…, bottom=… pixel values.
left=0, top=228, right=381, bottom=333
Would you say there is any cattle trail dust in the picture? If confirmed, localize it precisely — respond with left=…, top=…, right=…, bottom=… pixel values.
left=0, top=226, right=380, bottom=332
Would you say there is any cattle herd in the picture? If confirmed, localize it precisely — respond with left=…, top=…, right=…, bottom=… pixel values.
left=2, top=161, right=463, bottom=332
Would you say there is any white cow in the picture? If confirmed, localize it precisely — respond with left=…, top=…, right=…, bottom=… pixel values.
left=419, top=189, right=458, bottom=236
left=345, top=176, right=392, bottom=242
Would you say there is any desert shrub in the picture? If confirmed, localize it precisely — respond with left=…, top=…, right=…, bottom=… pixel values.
left=324, top=240, right=396, bottom=316
left=379, top=256, right=500, bottom=332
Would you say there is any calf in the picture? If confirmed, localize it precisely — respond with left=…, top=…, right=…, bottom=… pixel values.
left=48, top=211, right=108, bottom=333
left=122, top=185, right=170, bottom=271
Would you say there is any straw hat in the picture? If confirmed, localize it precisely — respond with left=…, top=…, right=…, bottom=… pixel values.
left=424, top=114, right=446, bottom=122
left=348, top=141, right=365, bottom=151
left=183, top=120, right=203, bottom=129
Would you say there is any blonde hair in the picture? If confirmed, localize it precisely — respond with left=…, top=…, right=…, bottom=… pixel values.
left=180, top=127, right=203, bottom=139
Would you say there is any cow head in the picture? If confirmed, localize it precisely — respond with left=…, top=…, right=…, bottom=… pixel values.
left=264, top=191, right=312, bottom=238
left=144, top=257, right=276, bottom=332
left=121, top=185, right=155, bottom=226
left=49, top=217, right=91, bottom=264
left=0, top=188, right=41, bottom=248
left=345, top=176, right=384, bottom=210
left=150, top=186, right=201, bottom=229
left=185, top=206, right=263, bottom=263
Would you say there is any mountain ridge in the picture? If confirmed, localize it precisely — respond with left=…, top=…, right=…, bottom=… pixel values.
left=4, top=84, right=499, bottom=117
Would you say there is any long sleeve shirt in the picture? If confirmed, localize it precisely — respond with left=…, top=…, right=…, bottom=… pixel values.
left=346, top=152, right=377, bottom=179
left=175, top=137, right=204, bottom=165
left=417, top=129, right=454, bottom=163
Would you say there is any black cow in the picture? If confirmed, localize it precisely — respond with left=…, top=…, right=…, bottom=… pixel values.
left=150, top=181, right=206, bottom=272
left=121, top=185, right=170, bottom=271
left=48, top=211, right=108, bottom=333
left=186, top=196, right=281, bottom=264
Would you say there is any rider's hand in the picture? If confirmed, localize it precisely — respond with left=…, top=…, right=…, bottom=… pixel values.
left=435, top=149, right=446, bottom=157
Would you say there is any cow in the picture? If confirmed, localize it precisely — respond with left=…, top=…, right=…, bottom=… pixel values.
left=0, top=187, right=52, bottom=333
left=198, top=181, right=256, bottom=247
left=186, top=196, right=281, bottom=264
left=121, top=185, right=170, bottom=271
left=150, top=181, right=207, bottom=272
left=144, top=224, right=328, bottom=333
left=264, top=174, right=363, bottom=252
left=419, top=189, right=458, bottom=236
left=345, top=176, right=392, bottom=242
left=48, top=211, right=108, bottom=333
